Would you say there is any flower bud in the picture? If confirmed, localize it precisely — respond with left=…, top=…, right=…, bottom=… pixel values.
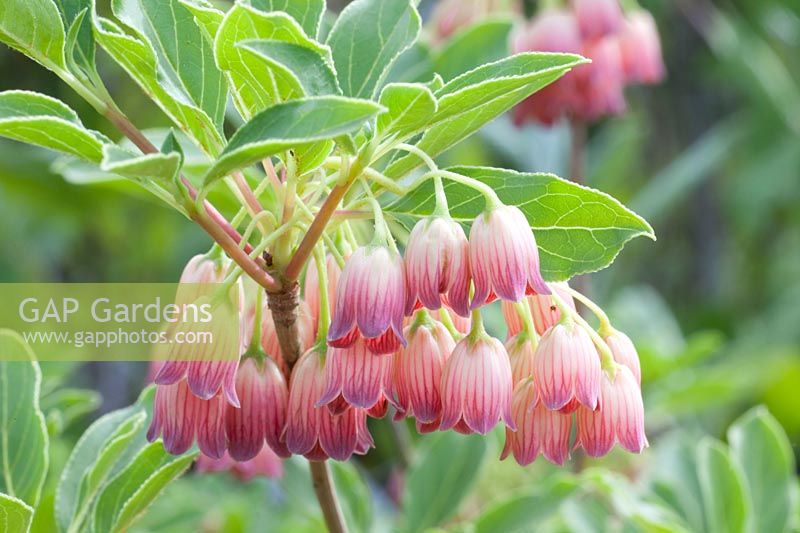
left=304, top=254, right=342, bottom=334
left=225, top=357, right=289, bottom=461
left=318, top=338, right=394, bottom=412
left=618, top=10, right=665, bottom=84
left=284, top=349, right=372, bottom=461
left=394, top=320, right=455, bottom=428
left=572, top=0, right=623, bottom=40
left=500, top=379, right=572, bottom=465
left=502, top=283, right=576, bottom=338
left=329, top=246, right=406, bottom=354
left=405, top=216, right=471, bottom=317
left=575, top=366, right=647, bottom=456
left=470, top=205, right=549, bottom=308
left=440, top=335, right=515, bottom=434
left=604, top=329, right=641, bottom=385
left=534, top=322, right=601, bottom=410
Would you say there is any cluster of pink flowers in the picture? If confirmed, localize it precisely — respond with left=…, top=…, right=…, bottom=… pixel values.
left=512, top=0, right=666, bottom=125
left=147, top=202, right=646, bottom=469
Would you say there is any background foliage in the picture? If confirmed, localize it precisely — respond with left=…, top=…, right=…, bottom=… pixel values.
left=0, top=0, right=798, bottom=531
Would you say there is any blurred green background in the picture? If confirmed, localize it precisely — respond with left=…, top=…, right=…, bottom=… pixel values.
left=1, top=0, right=798, bottom=531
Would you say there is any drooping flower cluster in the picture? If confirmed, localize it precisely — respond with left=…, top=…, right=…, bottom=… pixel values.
left=149, top=201, right=646, bottom=469
left=512, top=0, right=666, bottom=125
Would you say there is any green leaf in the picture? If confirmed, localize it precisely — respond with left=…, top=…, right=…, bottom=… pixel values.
left=433, top=18, right=513, bottom=82
left=0, top=331, right=49, bottom=508
left=331, top=462, right=373, bottom=533
left=55, top=403, right=143, bottom=532
left=728, top=406, right=797, bottom=533
left=247, top=0, right=325, bottom=38
left=91, top=442, right=197, bottom=532
left=239, top=40, right=340, bottom=96
left=385, top=166, right=655, bottom=281
left=53, top=0, right=97, bottom=79
left=401, top=432, right=487, bottom=532
left=384, top=53, right=587, bottom=178
left=697, top=438, right=750, bottom=533
left=100, top=146, right=182, bottom=181
left=377, top=82, right=437, bottom=139
left=94, top=0, right=227, bottom=154
left=473, top=476, right=579, bottom=533
left=0, top=0, right=66, bottom=71
left=214, top=4, right=331, bottom=119
left=204, top=96, right=383, bottom=184
left=40, top=388, right=101, bottom=434
left=384, top=42, right=434, bottom=85
left=0, top=493, right=34, bottom=533
left=177, top=0, right=224, bottom=43
left=0, top=91, right=106, bottom=162
left=327, top=0, right=421, bottom=99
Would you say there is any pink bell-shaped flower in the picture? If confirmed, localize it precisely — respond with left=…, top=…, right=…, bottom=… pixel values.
left=404, top=216, right=471, bottom=317
left=225, top=357, right=289, bottom=460
left=469, top=205, right=550, bottom=308
left=574, top=36, right=627, bottom=122
left=284, top=349, right=372, bottom=461
left=618, top=10, right=665, bottom=84
left=575, top=365, right=647, bottom=456
left=440, top=333, right=515, bottom=434
left=506, top=334, right=536, bottom=386
left=572, top=0, right=624, bottom=40
left=328, top=246, right=407, bottom=354
left=604, top=329, right=642, bottom=385
left=318, top=338, right=394, bottom=412
left=500, top=379, right=573, bottom=466
left=154, top=253, right=243, bottom=407
left=502, top=283, right=576, bottom=338
left=394, top=318, right=455, bottom=430
left=534, top=322, right=601, bottom=410
left=304, top=253, right=342, bottom=335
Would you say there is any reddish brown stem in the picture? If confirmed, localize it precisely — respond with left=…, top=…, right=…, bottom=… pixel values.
left=309, top=461, right=348, bottom=533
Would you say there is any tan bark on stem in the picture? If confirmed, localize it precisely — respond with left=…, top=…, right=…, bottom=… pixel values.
left=266, top=282, right=303, bottom=368
left=310, top=461, right=348, bottom=533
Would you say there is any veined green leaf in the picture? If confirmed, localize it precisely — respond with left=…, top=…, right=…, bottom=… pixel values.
left=433, top=18, right=513, bottom=82
left=0, top=493, right=34, bottom=533
left=101, top=146, right=182, bottom=181
left=39, top=388, right=101, bottom=434
left=91, top=442, right=197, bottom=532
left=214, top=4, right=331, bottom=119
left=0, top=331, right=49, bottom=508
left=728, top=407, right=797, bottom=533
left=239, top=40, right=340, bottom=96
left=377, top=83, right=436, bottom=139
left=177, top=0, right=224, bottom=43
left=327, top=0, right=421, bottom=99
left=0, top=91, right=105, bottom=162
left=204, top=96, right=383, bottom=185
left=384, top=52, right=587, bottom=178
left=384, top=166, right=655, bottom=281
left=53, top=0, right=97, bottom=79
left=94, top=0, right=226, bottom=154
left=54, top=403, right=143, bottom=532
left=697, top=438, right=750, bottom=533
left=247, top=0, right=325, bottom=38
left=0, top=0, right=66, bottom=71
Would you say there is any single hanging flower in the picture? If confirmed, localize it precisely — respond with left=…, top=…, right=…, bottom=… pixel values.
left=394, top=317, right=455, bottom=431
left=470, top=205, right=550, bottom=309
left=604, top=329, right=642, bottom=385
left=328, top=245, right=406, bottom=354
left=225, top=357, right=290, bottom=460
left=501, top=379, right=573, bottom=466
left=573, top=36, right=627, bottom=122
left=575, top=365, right=647, bottom=456
left=155, top=253, right=243, bottom=407
left=304, top=253, right=342, bottom=335
left=572, top=0, right=624, bottom=40
left=618, top=10, right=666, bottom=84
left=317, top=338, right=395, bottom=412
left=511, top=9, right=583, bottom=126
left=502, top=282, right=576, bottom=338
left=404, top=216, right=471, bottom=317
left=534, top=322, right=601, bottom=411
left=440, top=329, right=515, bottom=434
left=284, top=349, right=373, bottom=461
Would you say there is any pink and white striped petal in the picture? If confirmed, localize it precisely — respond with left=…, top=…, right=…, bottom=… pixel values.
left=534, top=323, right=601, bottom=411
left=319, top=339, right=394, bottom=410
left=605, top=329, right=642, bottom=385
